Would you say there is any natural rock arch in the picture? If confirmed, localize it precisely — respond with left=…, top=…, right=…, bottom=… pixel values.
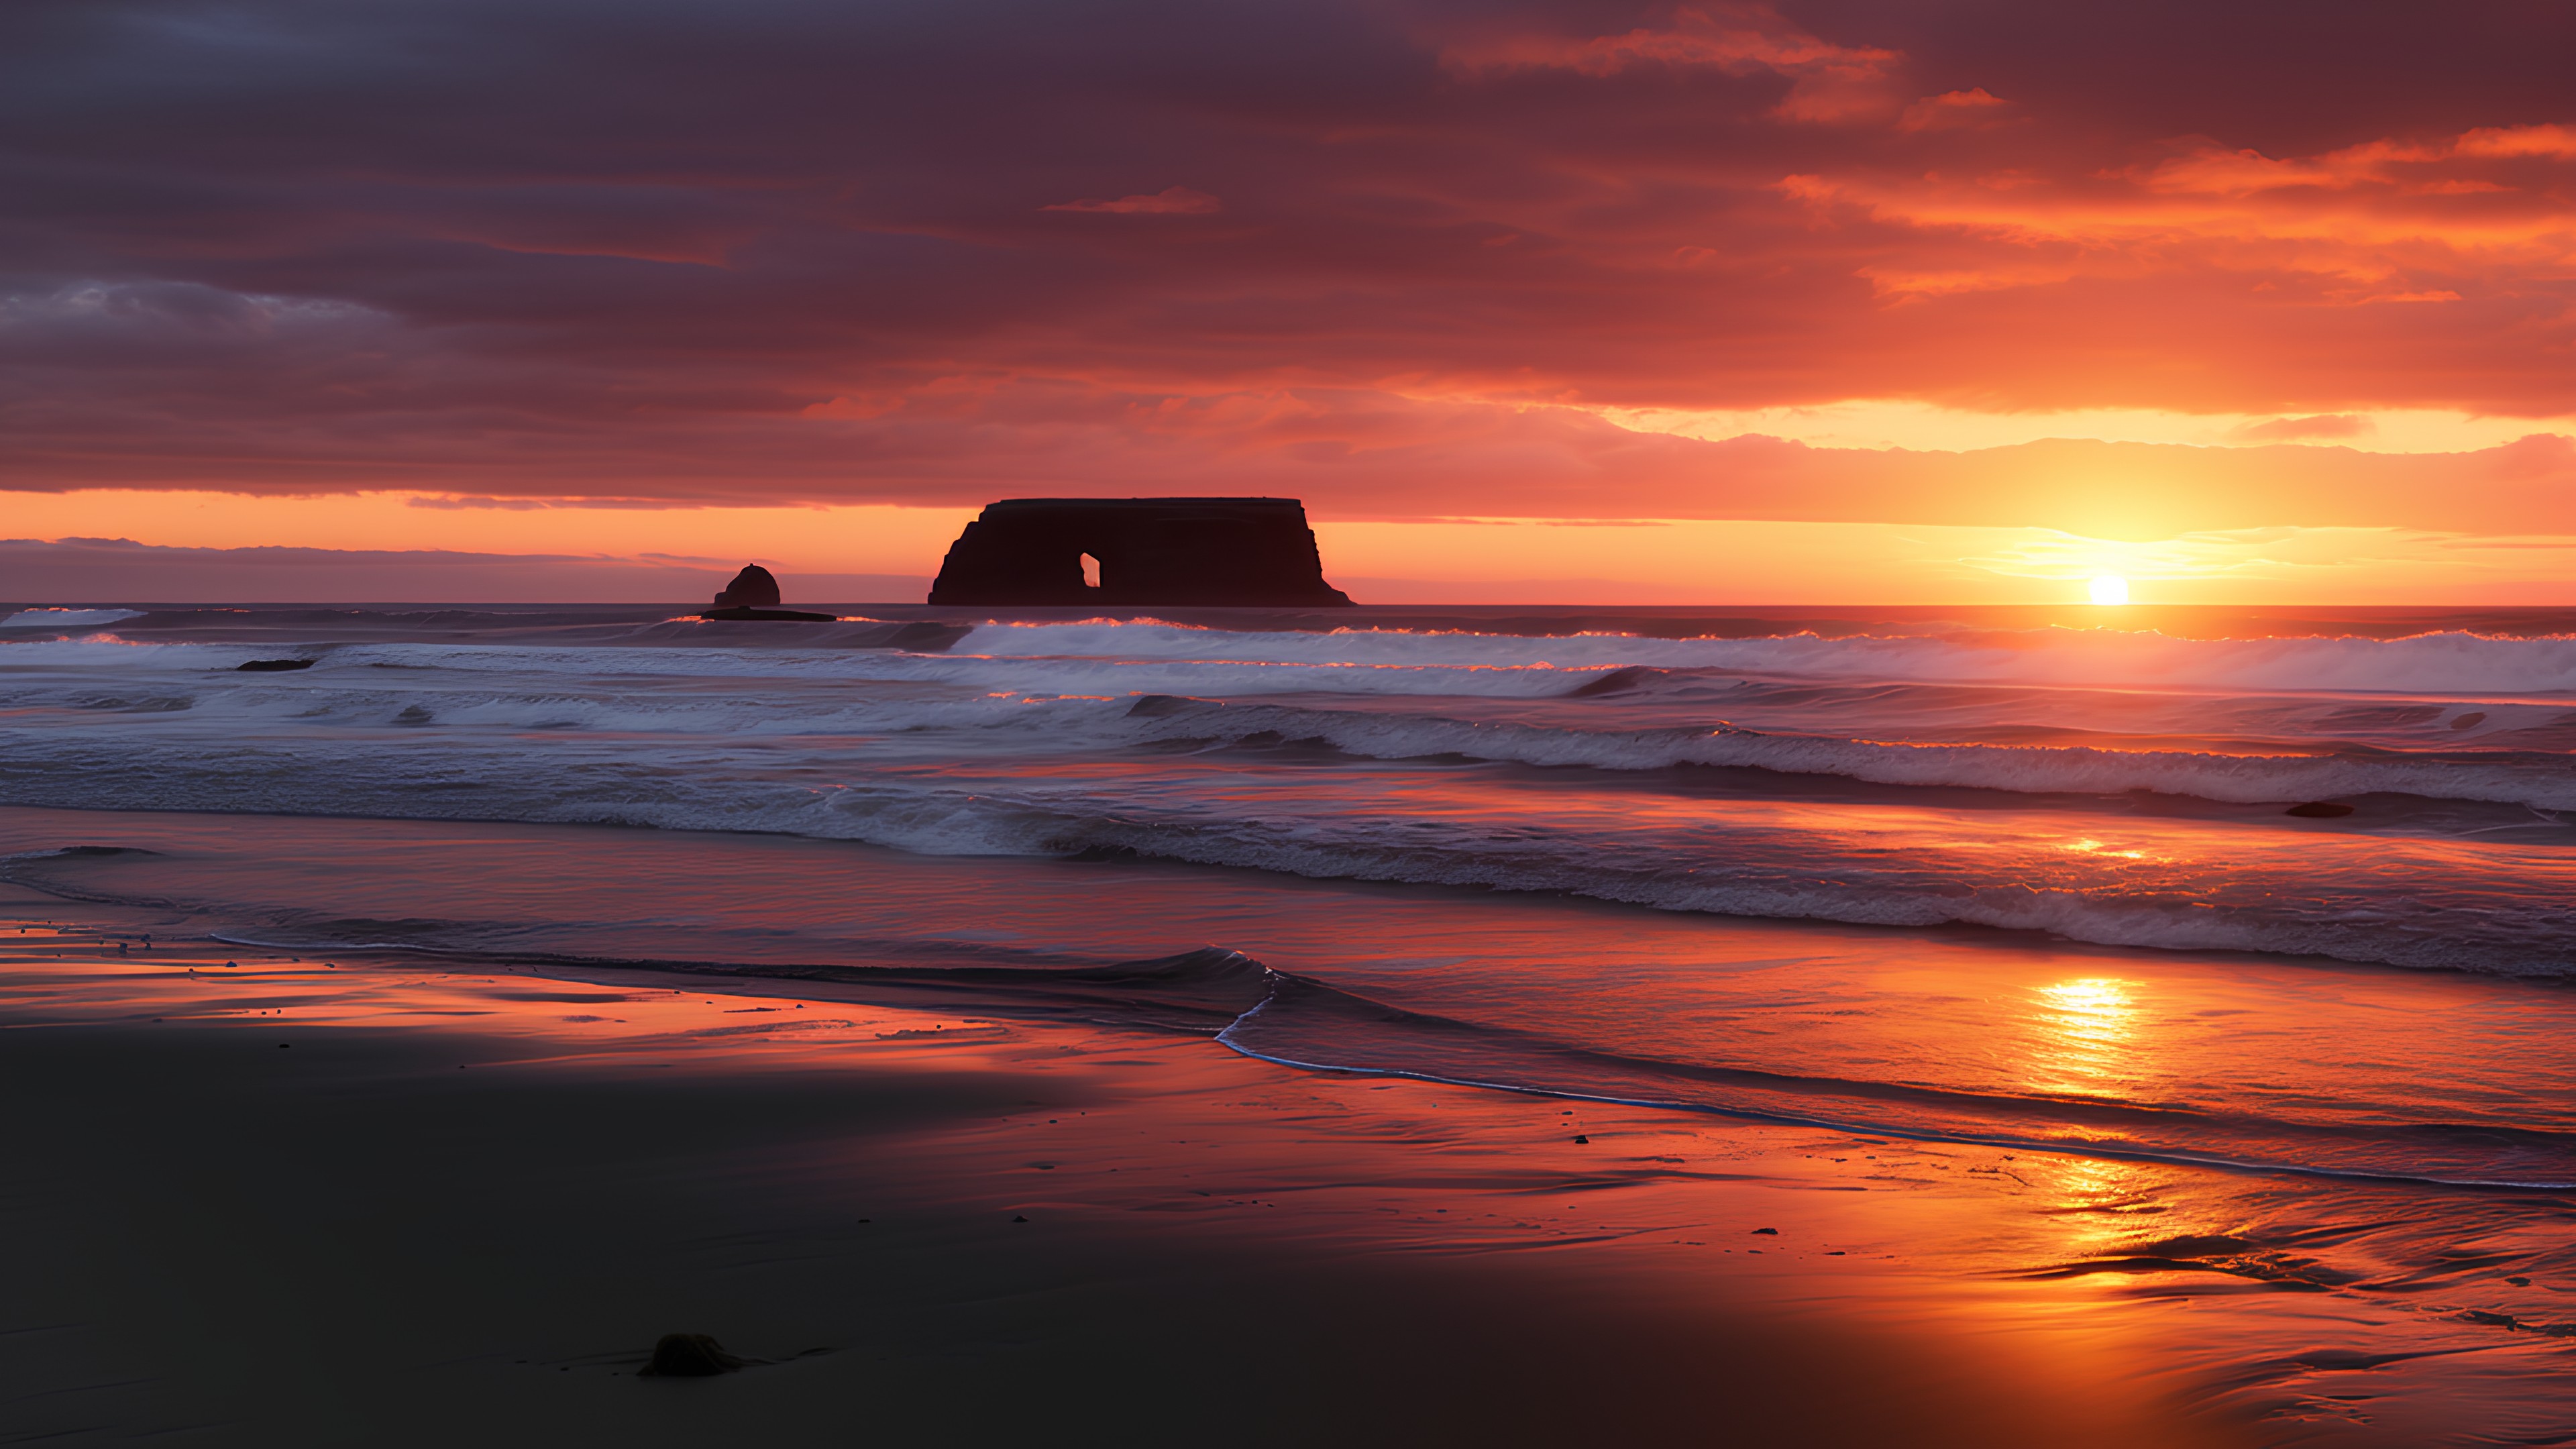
left=928, top=498, right=1353, bottom=606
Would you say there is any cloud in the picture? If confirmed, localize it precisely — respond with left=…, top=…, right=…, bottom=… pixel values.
left=2455, top=122, right=2576, bottom=159
left=0, top=537, right=926, bottom=604
left=1440, top=5, right=1902, bottom=121
left=2139, top=122, right=2576, bottom=197
left=2228, top=414, right=2375, bottom=442
left=2, top=0, right=2574, bottom=531
left=1898, top=88, right=2010, bottom=132
left=19, top=373, right=2574, bottom=540
left=1042, top=186, right=1222, bottom=215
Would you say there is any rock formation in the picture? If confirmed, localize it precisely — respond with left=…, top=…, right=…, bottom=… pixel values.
left=712, top=564, right=781, bottom=609
left=928, top=498, right=1352, bottom=606
left=701, top=564, right=835, bottom=621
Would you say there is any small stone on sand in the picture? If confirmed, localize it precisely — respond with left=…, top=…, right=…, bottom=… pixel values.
left=640, top=1332, right=743, bottom=1377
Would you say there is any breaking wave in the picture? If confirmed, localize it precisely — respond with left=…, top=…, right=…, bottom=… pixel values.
left=954, top=619, right=2576, bottom=694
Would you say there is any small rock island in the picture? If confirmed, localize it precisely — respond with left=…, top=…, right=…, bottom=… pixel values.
left=700, top=564, right=835, bottom=621
left=928, top=498, right=1353, bottom=606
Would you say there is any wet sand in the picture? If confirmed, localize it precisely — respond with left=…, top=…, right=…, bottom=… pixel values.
left=0, top=922, right=2251, bottom=1447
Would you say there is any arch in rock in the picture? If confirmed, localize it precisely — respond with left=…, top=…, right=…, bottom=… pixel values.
left=928, top=498, right=1354, bottom=606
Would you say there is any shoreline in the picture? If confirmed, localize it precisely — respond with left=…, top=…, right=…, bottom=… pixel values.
left=0, top=922, right=2255, bottom=1446
left=6, top=785, right=2572, bottom=1447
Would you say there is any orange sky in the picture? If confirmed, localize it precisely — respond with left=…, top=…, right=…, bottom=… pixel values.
left=3, top=1, right=2571, bottom=601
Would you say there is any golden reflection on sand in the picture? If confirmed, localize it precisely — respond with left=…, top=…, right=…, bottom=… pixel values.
left=2024, top=1152, right=2178, bottom=1265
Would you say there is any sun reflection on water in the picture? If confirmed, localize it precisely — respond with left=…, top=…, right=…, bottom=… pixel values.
left=2025, top=977, right=2141, bottom=1104
left=2057, top=837, right=2151, bottom=861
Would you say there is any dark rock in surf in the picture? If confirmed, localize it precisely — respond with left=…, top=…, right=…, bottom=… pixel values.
left=928, top=498, right=1353, bottom=606
left=236, top=658, right=313, bottom=672
left=640, top=1333, right=743, bottom=1377
left=1566, top=665, right=1658, bottom=698
left=701, top=564, right=835, bottom=621
left=2284, top=802, right=2355, bottom=818
left=1126, top=694, right=1201, bottom=718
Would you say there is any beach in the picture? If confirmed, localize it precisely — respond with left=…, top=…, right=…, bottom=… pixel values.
left=9, top=2, right=2573, bottom=1438
left=2, top=910, right=2254, bottom=1447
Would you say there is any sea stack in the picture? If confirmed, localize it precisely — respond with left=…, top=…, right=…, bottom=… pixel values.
left=928, top=498, right=1353, bottom=606
left=712, top=564, right=782, bottom=609
left=701, top=564, right=835, bottom=621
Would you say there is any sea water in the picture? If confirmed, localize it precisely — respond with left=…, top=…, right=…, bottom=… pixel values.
left=4, top=600, right=2575, bottom=1432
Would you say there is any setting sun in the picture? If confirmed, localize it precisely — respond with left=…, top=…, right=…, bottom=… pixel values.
left=2087, top=575, right=2130, bottom=606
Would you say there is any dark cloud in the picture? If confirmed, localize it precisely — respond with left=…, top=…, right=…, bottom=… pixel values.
left=2, top=0, right=2572, bottom=520
left=0, top=537, right=924, bottom=604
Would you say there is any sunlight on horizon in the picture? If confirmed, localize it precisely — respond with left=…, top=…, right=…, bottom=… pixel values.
left=13, top=490, right=2576, bottom=605
left=2088, top=574, right=2131, bottom=606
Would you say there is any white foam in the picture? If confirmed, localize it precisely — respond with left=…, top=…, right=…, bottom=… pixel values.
left=19, top=616, right=2576, bottom=700
left=957, top=621, right=2576, bottom=695
left=6, top=611, right=2572, bottom=977
left=5, top=731, right=2563, bottom=975
left=1, top=607, right=145, bottom=628
left=3, top=633, right=2570, bottom=808
left=1160, top=700, right=2576, bottom=806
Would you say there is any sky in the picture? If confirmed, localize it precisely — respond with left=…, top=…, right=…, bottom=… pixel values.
left=3, top=0, right=2573, bottom=602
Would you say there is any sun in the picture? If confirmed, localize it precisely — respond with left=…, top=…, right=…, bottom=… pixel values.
left=2088, top=575, right=2130, bottom=606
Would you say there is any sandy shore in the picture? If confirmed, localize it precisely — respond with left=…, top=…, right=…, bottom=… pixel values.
left=0, top=916, right=2263, bottom=1447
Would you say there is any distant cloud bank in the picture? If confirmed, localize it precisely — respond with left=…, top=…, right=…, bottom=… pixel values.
left=0, top=539, right=927, bottom=605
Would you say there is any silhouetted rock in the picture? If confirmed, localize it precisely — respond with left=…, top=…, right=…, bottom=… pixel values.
left=700, top=563, right=835, bottom=621
left=641, top=1333, right=743, bottom=1377
left=929, top=498, right=1353, bottom=606
left=712, top=565, right=781, bottom=609
left=235, top=658, right=313, bottom=672
left=2284, top=802, right=2355, bottom=818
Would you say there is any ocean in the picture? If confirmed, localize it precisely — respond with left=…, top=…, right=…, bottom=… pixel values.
left=5, top=598, right=2575, bottom=1426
